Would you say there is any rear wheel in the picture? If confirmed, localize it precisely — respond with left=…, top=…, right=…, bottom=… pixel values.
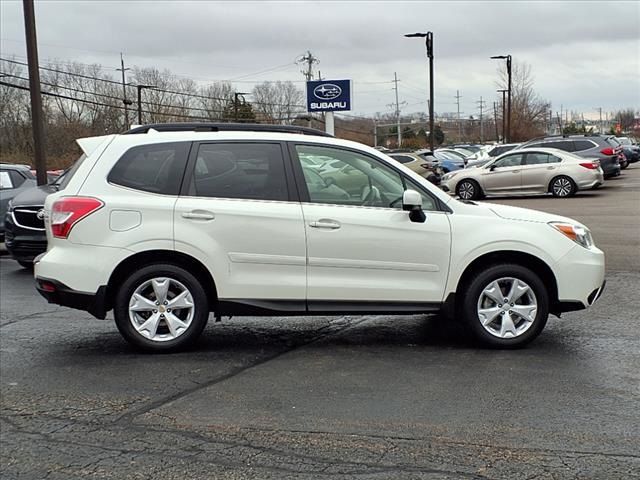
left=620, top=158, right=629, bottom=169
left=18, top=260, right=34, bottom=270
left=550, top=175, right=576, bottom=197
left=114, top=263, right=209, bottom=352
left=460, top=264, right=549, bottom=348
left=456, top=179, right=482, bottom=200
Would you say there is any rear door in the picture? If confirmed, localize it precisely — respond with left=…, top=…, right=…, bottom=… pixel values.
left=521, top=151, right=561, bottom=192
left=291, top=143, right=451, bottom=307
left=174, top=142, right=307, bottom=303
left=479, top=152, right=524, bottom=194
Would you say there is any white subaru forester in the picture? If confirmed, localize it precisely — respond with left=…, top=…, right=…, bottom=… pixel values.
left=35, top=124, right=605, bottom=352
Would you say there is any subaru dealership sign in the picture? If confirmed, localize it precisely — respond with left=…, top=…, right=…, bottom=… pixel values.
left=306, top=79, right=351, bottom=112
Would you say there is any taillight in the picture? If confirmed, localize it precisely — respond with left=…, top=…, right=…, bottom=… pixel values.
left=579, top=162, right=599, bottom=170
left=51, top=197, right=104, bottom=238
left=600, top=147, right=614, bottom=156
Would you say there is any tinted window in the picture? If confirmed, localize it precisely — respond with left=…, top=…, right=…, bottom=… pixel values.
left=525, top=152, right=562, bottom=165
left=190, top=143, right=288, bottom=201
left=574, top=140, right=596, bottom=151
left=493, top=153, right=524, bottom=168
left=389, top=155, right=414, bottom=164
left=109, top=142, right=190, bottom=195
left=544, top=140, right=574, bottom=152
left=8, top=170, right=26, bottom=188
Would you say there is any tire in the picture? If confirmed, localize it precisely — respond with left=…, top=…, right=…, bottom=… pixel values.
left=460, top=263, right=549, bottom=349
left=620, top=159, right=628, bottom=170
left=114, top=263, right=209, bottom=352
left=456, top=179, right=482, bottom=200
left=550, top=175, right=576, bottom=197
left=18, top=260, right=34, bottom=270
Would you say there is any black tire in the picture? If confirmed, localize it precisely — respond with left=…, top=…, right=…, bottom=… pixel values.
left=620, top=159, right=628, bottom=170
left=460, top=263, right=549, bottom=349
left=18, top=260, right=34, bottom=269
left=114, top=263, right=209, bottom=352
left=456, top=179, right=482, bottom=200
left=549, top=175, right=577, bottom=197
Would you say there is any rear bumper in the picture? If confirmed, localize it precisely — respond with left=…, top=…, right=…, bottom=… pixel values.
left=35, top=276, right=108, bottom=319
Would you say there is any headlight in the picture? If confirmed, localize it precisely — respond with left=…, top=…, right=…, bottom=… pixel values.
left=549, top=222, right=594, bottom=249
left=441, top=171, right=460, bottom=182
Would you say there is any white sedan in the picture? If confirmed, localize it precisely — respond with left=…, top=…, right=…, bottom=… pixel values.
left=442, top=148, right=604, bottom=200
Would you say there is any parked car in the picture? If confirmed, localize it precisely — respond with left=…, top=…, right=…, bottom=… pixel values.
left=486, top=143, right=521, bottom=158
left=35, top=123, right=605, bottom=352
left=437, top=148, right=469, bottom=163
left=615, top=137, right=639, bottom=165
left=4, top=170, right=68, bottom=268
left=387, top=152, right=440, bottom=184
left=517, top=135, right=621, bottom=178
left=441, top=148, right=604, bottom=200
left=0, top=164, right=37, bottom=242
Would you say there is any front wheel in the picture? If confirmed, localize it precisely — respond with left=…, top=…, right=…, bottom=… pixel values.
left=114, top=263, right=209, bottom=352
left=456, top=179, right=482, bottom=200
left=460, top=264, right=549, bottom=348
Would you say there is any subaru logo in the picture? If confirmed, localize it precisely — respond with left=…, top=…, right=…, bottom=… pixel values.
left=313, top=83, right=342, bottom=100
left=36, top=208, right=45, bottom=220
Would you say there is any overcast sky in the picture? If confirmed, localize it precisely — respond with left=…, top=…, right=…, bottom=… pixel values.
left=1, top=0, right=639, bottom=120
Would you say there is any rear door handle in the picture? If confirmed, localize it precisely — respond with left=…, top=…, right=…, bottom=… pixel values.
left=182, top=211, right=215, bottom=220
left=309, top=220, right=341, bottom=230
left=512, top=170, right=520, bottom=173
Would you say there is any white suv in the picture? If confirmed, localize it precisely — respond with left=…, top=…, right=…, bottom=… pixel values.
left=34, top=124, right=605, bottom=352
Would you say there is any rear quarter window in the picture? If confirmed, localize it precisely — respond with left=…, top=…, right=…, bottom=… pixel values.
left=574, top=140, right=596, bottom=151
left=108, top=142, right=190, bottom=195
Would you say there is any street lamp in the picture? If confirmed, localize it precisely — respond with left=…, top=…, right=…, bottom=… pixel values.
left=491, top=54, right=512, bottom=143
left=405, top=31, right=434, bottom=152
left=136, top=84, right=156, bottom=124
left=497, top=89, right=508, bottom=143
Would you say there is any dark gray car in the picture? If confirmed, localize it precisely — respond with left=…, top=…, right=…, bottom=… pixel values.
left=517, top=135, right=622, bottom=178
left=0, top=164, right=36, bottom=241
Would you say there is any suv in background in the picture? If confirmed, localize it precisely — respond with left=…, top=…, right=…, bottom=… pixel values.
left=0, top=164, right=37, bottom=243
left=517, top=135, right=622, bottom=178
left=34, top=123, right=605, bottom=352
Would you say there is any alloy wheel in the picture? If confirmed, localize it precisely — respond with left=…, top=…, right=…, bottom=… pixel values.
left=476, top=277, right=538, bottom=339
left=458, top=181, right=475, bottom=199
left=128, top=277, right=195, bottom=342
left=552, top=177, right=572, bottom=197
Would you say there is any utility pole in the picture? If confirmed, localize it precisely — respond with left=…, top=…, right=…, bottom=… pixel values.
left=393, top=72, right=401, bottom=147
left=136, top=85, right=155, bottom=124
left=22, top=0, right=47, bottom=186
left=493, top=102, right=499, bottom=141
left=455, top=90, right=462, bottom=141
left=373, top=119, right=377, bottom=147
left=299, top=50, right=319, bottom=82
left=477, top=96, right=486, bottom=143
left=116, top=53, right=132, bottom=128
left=595, top=107, right=603, bottom=133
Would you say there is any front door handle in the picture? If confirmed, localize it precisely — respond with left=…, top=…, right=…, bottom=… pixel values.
left=309, top=219, right=341, bottom=230
left=547, top=166, right=556, bottom=170
left=182, top=211, right=215, bottom=220
left=512, top=170, right=520, bottom=173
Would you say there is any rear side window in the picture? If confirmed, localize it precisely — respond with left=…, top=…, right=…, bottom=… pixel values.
left=544, top=140, right=574, bottom=152
left=0, top=170, right=14, bottom=189
left=574, top=140, right=596, bottom=151
left=189, top=143, right=288, bottom=201
left=108, top=142, right=190, bottom=195
left=8, top=170, right=27, bottom=188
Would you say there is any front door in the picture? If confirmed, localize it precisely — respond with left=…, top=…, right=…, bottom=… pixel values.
left=480, top=152, right=525, bottom=194
left=174, top=142, right=307, bottom=303
left=292, top=144, right=451, bottom=307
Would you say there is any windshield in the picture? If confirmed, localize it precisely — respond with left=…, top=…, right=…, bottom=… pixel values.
left=617, top=137, right=631, bottom=146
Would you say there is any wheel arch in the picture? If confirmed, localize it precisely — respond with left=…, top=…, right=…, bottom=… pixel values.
left=447, top=250, right=559, bottom=315
left=105, top=250, right=218, bottom=312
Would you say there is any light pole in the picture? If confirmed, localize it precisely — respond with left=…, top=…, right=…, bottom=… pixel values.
left=234, top=92, right=248, bottom=122
left=136, top=85, right=155, bottom=124
left=405, top=31, right=434, bottom=152
left=497, top=89, right=508, bottom=143
left=491, top=54, right=511, bottom=143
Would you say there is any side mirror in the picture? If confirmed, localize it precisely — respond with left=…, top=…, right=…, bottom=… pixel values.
left=488, top=164, right=497, bottom=171
left=402, top=189, right=426, bottom=223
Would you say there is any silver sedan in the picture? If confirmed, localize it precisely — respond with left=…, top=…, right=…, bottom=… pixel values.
left=441, top=148, right=604, bottom=200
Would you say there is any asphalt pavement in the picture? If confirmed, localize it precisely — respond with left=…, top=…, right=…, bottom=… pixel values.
left=1, top=165, right=639, bottom=479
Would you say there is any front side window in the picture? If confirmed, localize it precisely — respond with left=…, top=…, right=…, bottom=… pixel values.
left=190, top=143, right=288, bottom=201
left=296, top=145, right=437, bottom=210
left=8, top=170, right=26, bottom=188
left=493, top=153, right=524, bottom=168
left=108, top=142, right=190, bottom=195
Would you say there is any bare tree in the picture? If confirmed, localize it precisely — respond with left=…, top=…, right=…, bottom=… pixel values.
left=199, top=82, right=233, bottom=120
left=252, top=81, right=304, bottom=124
left=498, top=61, right=550, bottom=141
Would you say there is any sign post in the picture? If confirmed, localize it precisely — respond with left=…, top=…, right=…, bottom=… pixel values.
left=306, top=79, right=351, bottom=135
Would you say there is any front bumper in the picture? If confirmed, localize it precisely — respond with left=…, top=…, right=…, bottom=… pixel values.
left=552, top=244, right=605, bottom=313
left=35, top=276, right=109, bottom=319
left=4, top=211, right=47, bottom=262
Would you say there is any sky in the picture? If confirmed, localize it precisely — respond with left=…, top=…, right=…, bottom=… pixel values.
left=1, top=0, right=639, bottom=120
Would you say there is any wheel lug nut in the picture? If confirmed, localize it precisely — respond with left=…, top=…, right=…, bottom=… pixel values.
left=153, top=309, right=157, bottom=313
left=498, top=304, right=502, bottom=308
left=511, top=303, right=514, bottom=307
left=155, top=301, right=159, bottom=305
left=166, top=309, right=171, bottom=313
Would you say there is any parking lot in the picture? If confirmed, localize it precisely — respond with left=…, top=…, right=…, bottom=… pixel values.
left=1, top=167, right=639, bottom=479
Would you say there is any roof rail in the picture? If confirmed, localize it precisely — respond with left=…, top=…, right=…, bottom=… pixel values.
left=123, top=122, right=333, bottom=137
